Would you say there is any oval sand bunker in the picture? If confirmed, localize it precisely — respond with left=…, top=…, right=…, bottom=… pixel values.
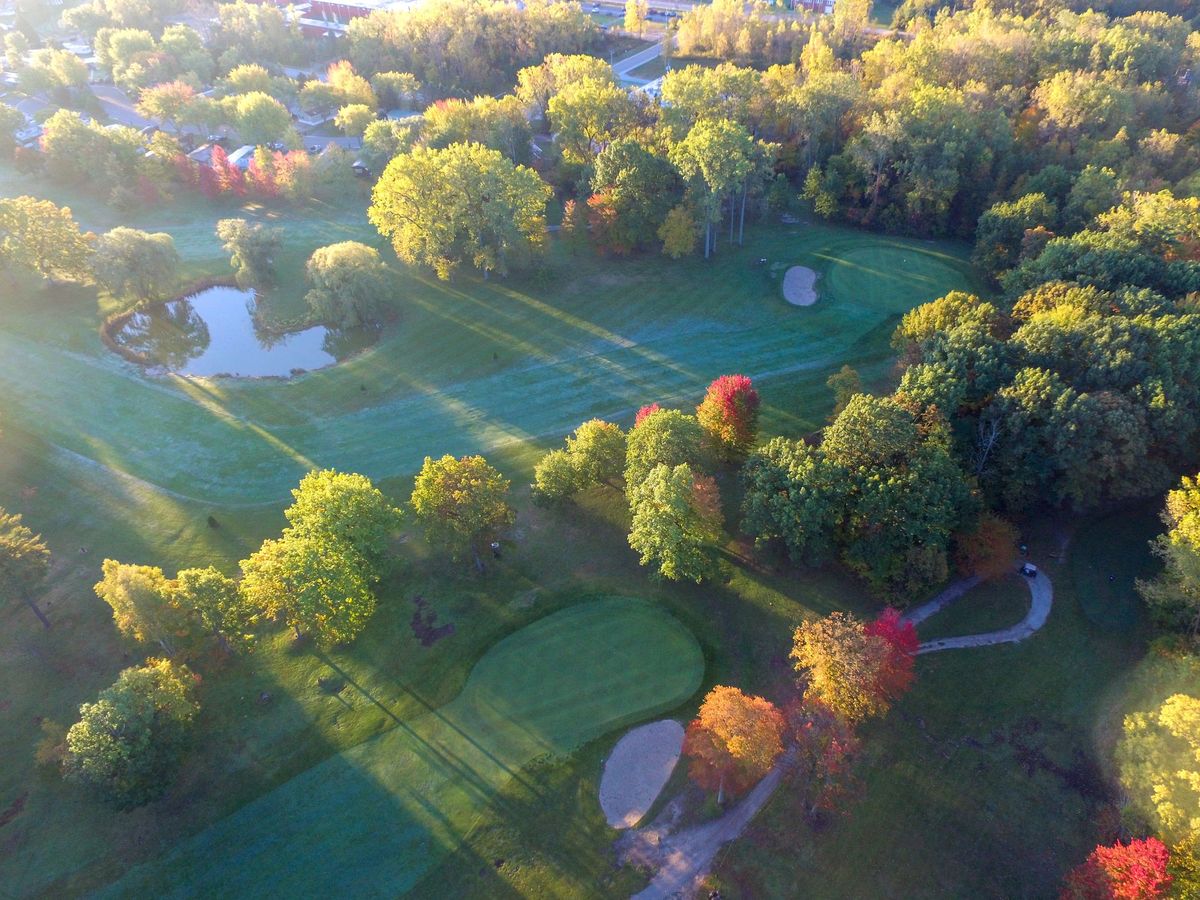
left=782, top=265, right=819, bottom=306
left=599, top=719, right=684, bottom=829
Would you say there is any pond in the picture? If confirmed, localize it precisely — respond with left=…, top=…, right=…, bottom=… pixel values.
left=112, top=286, right=373, bottom=378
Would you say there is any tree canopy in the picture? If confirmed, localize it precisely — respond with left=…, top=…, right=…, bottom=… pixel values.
left=64, top=658, right=199, bottom=809
left=369, top=142, right=550, bottom=279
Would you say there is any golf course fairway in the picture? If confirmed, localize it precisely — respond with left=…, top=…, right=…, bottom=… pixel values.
left=105, top=597, right=704, bottom=897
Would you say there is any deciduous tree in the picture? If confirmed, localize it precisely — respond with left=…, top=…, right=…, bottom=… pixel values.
left=628, top=463, right=722, bottom=582
left=335, top=103, right=376, bottom=139
left=1062, top=838, right=1173, bottom=900
left=625, top=408, right=705, bottom=488
left=63, top=658, right=199, bottom=809
left=0, top=507, right=51, bottom=628
left=954, top=513, right=1019, bottom=579
left=791, top=611, right=896, bottom=724
left=1138, top=475, right=1200, bottom=636
left=1118, top=691, right=1200, bottom=843
left=283, top=469, right=402, bottom=575
left=239, top=532, right=376, bottom=646
left=171, top=567, right=257, bottom=653
left=410, top=454, right=514, bottom=562
left=305, top=242, right=392, bottom=329
left=91, top=227, right=179, bottom=302
left=369, top=142, right=550, bottom=279
left=94, top=560, right=189, bottom=656
left=215, top=218, right=282, bottom=289
left=682, top=685, right=785, bottom=803
left=696, top=373, right=759, bottom=461
left=0, top=196, right=92, bottom=282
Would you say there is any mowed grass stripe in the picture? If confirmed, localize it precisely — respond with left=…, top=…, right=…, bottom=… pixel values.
left=0, top=208, right=978, bottom=504
left=104, top=597, right=703, bottom=898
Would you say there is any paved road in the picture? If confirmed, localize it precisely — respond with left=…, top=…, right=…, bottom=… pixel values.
left=904, top=569, right=1053, bottom=654
left=612, top=38, right=668, bottom=80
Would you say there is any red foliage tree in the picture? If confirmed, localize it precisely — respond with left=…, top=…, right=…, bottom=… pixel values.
left=247, top=150, right=278, bottom=199
left=587, top=191, right=632, bottom=255
left=210, top=144, right=245, bottom=196
left=696, top=374, right=760, bottom=461
left=1062, top=838, right=1172, bottom=900
left=683, top=685, right=786, bottom=803
left=864, top=607, right=919, bottom=702
left=634, top=403, right=661, bottom=427
left=786, top=699, right=861, bottom=822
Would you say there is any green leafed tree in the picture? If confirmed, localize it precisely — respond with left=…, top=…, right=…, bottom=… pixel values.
left=532, top=448, right=579, bottom=507
left=410, top=454, right=515, bottom=562
left=239, top=532, right=376, bottom=646
left=0, top=507, right=52, bottom=628
left=63, top=658, right=199, bottom=809
left=283, top=469, right=403, bottom=576
left=0, top=196, right=92, bottom=282
left=625, top=408, right=706, bottom=489
left=215, top=218, right=282, bottom=289
left=567, top=419, right=626, bottom=485
left=94, top=559, right=189, bottom=656
left=335, top=103, right=376, bottom=139
left=171, top=567, right=257, bottom=653
left=741, top=437, right=848, bottom=566
left=304, top=242, right=392, bottom=329
left=628, top=463, right=722, bottom=582
left=1138, top=475, right=1200, bottom=636
left=369, top=142, right=551, bottom=280
left=92, top=227, right=179, bottom=303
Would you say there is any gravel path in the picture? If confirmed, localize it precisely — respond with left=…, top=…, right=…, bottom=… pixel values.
left=600, top=720, right=685, bottom=829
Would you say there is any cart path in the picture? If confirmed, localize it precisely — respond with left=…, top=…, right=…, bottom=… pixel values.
left=904, top=568, right=1053, bottom=654
left=626, top=568, right=1054, bottom=897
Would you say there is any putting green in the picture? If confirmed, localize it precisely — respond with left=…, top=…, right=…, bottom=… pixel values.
left=105, top=597, right=703, bottom=897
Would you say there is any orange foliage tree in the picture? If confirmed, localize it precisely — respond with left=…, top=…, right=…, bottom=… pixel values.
left=954, top=512, right=1020, bottom=578
left=682, top=685, right=785, bottom=803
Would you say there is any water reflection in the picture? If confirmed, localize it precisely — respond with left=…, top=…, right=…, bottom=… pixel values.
left=113, top=286, right=373, bottom=378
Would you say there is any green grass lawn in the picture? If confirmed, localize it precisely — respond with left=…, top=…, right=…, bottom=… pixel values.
left=106, top=597, right=703, bottom=897
left=0, top=165, right=979, bottom=508
left=0, top=163, right=1045, bottom=898
left=917, top=575, right=1032, bottom=643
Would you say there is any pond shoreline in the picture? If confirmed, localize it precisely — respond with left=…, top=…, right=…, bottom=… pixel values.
left=100, top=280, right=378, bottom=381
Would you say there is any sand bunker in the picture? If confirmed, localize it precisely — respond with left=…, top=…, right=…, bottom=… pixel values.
left=599, top=719, right=684, bottom=829
left=782, top=266, right=819, bottom=306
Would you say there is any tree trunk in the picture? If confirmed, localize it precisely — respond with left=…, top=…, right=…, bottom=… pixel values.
left=729, top=194, right=735, bottom=244
left=739, top=182, right=748, bottom=245
left=704, top=221, right=711, bottom=260
left=717, top=773, right=725, bottom=806
left=22, top=592, right=50, bottom=629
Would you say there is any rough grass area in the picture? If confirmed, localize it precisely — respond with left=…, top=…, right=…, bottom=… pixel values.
left=107, top=598, right=702, bottom=897
left=709, top=514, right=1154, bottom=898
left=917, top=575, right=1032, bottom=642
